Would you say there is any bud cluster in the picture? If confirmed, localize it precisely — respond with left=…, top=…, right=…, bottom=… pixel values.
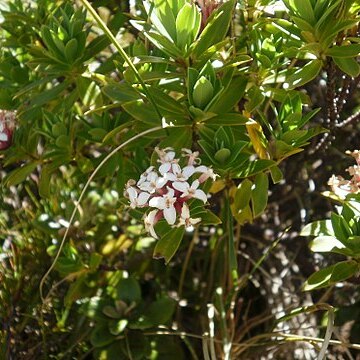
left=124, top=148, right=216, bottom=238
left=328, top=150, right=360, bottom=199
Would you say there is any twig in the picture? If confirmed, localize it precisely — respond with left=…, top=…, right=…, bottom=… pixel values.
left=336, top=109, right=360, bottom=128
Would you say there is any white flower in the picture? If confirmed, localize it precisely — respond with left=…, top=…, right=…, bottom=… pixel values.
left=149, top=187, right=177, bottom=225
left=172, top=180, right=208, bottom=203
left=178, top=203, right=201, bottom=229
left=156, top=147, right=179, bottom=174
left=126, top=186, right=150, bottom=208
left=144, top=209, right=159, bottom=239
left=139, top=171, right=167, bottom=193
left=195, top=165, right=217, bottom=182
left=163, top=163, right=195, bottom=182
left=328, top=175, right=352, bottom=199
left=182, top=148, right=200, bottom=166
left=137, top=166, right=155, bottom=186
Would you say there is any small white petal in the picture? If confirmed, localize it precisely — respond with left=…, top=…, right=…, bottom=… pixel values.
left=147, top=171, right=158, bottom=181
left=163, top=172, right=177, bottom=182
left=156, top=177, right=167, bottom=188
left=165, top=151, right=175, bottom=161
left=194, top=189, right=208, bottom=203
left=173, top=181, right=189, bottom=193
left=137, top=192, right=150, bottom=206
left=164, top=206, right=176, bottom=225
left=181, top=203, right=190, bottom=219
left=159, top=162, right=171, bottom=174
left=182, top=165, right=195, bottom=178
left=171, top=163, right=181, bottom=174
left=144, top=210, right=159, bottom=239
left=149, top=196, right=166, bottom=209
left=191, top=180, right=200, bottom=190
left=194, top=165, right=208, bottom=173
left=127, top=187, right=138, bottom=202
left=0, top=133, right=8, bottom=142
left=166, top=187, right=175, bottom=197
left=139, top=182, right=153, bottom=193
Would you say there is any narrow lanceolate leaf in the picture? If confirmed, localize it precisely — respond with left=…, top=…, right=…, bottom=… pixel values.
left=64, top=38, right=78, bottom=63
left=176, top=3, right=200, bottom=51
left=326, top=44, right=360, bottom=58
left=192, top=0, right=235, bottom=58
left=303, top=261, right=359, bottom=291
left=251, top=172, right=269, bottom=218
left=153, top=226, right=185, bottom=264
left=333, top=57, right=360, bottom=78
left=285, top=59, right=322, bottom=89
left=4, top=163, right=38, bottom=186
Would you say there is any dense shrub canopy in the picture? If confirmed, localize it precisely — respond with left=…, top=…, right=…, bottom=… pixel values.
left=0, top=0, right=360, bottom=359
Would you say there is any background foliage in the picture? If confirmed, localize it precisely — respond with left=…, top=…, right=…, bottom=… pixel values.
left=1, top=0, right=360, bottom=359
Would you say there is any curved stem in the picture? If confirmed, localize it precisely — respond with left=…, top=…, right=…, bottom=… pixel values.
left=39, top=126, right=162, bottom=302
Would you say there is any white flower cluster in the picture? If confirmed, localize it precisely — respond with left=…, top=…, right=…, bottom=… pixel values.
left=0, top=110, right=16, bottom=150
left=328, top=150, right=360, bottom=199
left=125, top=148, right=216, bottom=238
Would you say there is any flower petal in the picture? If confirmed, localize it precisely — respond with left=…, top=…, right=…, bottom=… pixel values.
left=194, top=189, right=208, bottom=203
left=182, top=165, right=195, bottom=179
left=137, top=192, right=150, bottom=206
left=149, top=196, right=166, bottom=209
left=164, top=206, right=176, bottom=225
left=0, top=133, right=8, bottom=142
left=156, top=176, right=168, bottom=188
left=191, top=180, right=200, bottom=190
left=181, top=203, right=190, bottom=219
left=127, top=187, right=138, bottom=202
left=172, top=181, right=189, bottom=193
left=159, top=162, right=171, bottom=175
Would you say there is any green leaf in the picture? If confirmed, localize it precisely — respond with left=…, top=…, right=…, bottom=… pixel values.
left=64, top=38, right=78, bottom=63
left=158, top=126, right=192, bottom=150
left=270, top=166, right=283, bottom=184
left=285, top=59, right=322, bottom=89
left=151, top=0, right=177, bottom=41
left=235, top=159, right=276, bottom=178
left=109, top=319, right=128, bottom=336
left=333, top=56, right=360, bottom=77
left=39, top=165, right=53, bottom=198
left=245, top=86, right=265, bottom=113
left=4, top=162, right=38, bottom=186
left=207, top=76, right=247, bottom=113
left=309, top=236, right=347, bottom=253
left=190, top=209, right=222, bottom=225
left=326, top=44, right=360, bottom=58
left=175, top=3, right=200, bottom=51
left=138, top=298, right=176, bottom=328
left=251, top=172, right=269, bottom=218
left=116, top=278, right=141, bottom=304
left=233, top=179, right=253, bottom=211
left=90, top=325, right=115, bottom=347
left=30, top=81, right=68, bottom=107
left=153, top=226, right=185, bottom=264
left=304, top=260, right=360, bottom=291
left=331, top=212, right=352, bottom=243
left=192, top=0, right=235, bottom=58
left=202, top=113, right=248, bottom=126
left=292, top=0, right=316, bottom=25
left=102, top=83, right=140, bottom=104
left=300, top=220, right=334, bottom=236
